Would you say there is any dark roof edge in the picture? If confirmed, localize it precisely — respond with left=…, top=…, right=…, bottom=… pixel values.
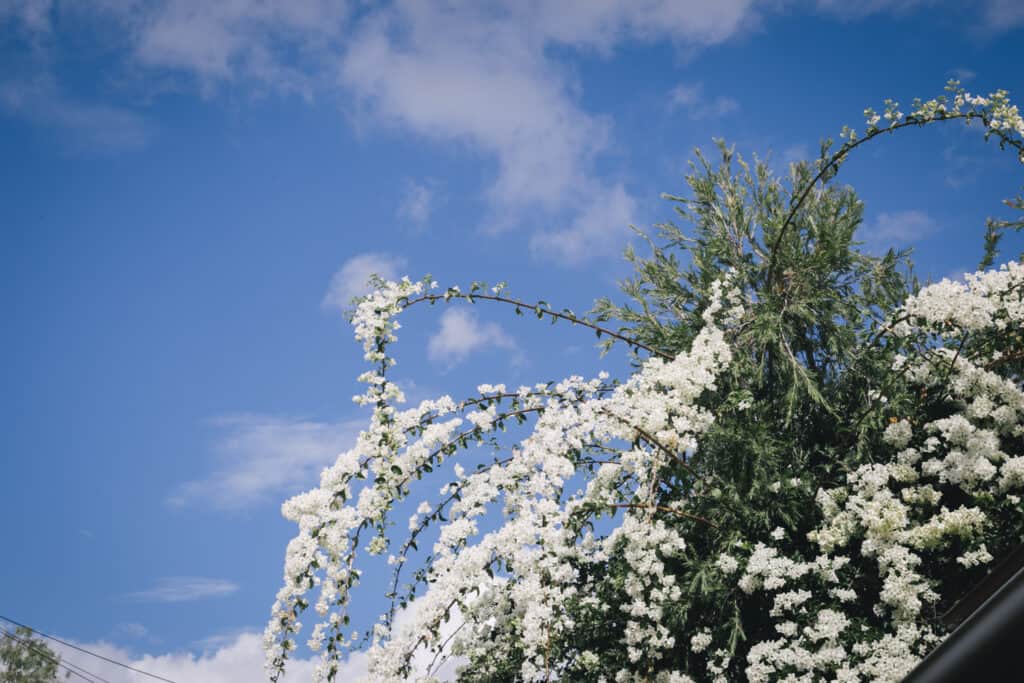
left=940, top=541, right=1024, bottom=628
left=903, top=553, right=1024, bottom=682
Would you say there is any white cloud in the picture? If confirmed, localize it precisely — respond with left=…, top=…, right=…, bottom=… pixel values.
left=976, top=0, right=1024, bottom=33
left=9, top=1, right=769, bottom=261
left=942, top=143, right=978, bottom=189
left=169, top=414, right=361, bottom=508
left=339, top=6, right=609, bottom=213
left=0, top=75, right=150, bottom=151
left=668, top=82, right=740, bottom=120
left=336, top=2, right=762, bottom=256
left=398, top=180, right=436, bottom=225
left=114, top=623, right=150, bottom=640
left=49, top=633, right=320, bottom=683
left=51, top=600, right=464, bottom=682
left=778, top=143, right=811, bottom=171
left=0, top=0, right=52, bottom=33
left=520, top=0, right=762, bottom=52
left=427, top=308, right=519, bottom=367
left=127, top=577, right=239, bottom=603
left=814, top=0, right=1024, bottom=33
left=87, top=0, right=351, bottom=96
left=948, top=66, right=977, bottom=82
left=530, top=182, right=637, bottom=265
left=322, top=252, right=406, bottom=312
left=814, top=0, right=931, bottom=19
left=861, top=210, right=938, bottom=253
left=192, top=628, right=252, bottom=653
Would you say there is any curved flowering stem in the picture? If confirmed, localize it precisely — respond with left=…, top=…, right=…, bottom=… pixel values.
left=402, top=289, right=673, bottom=360
left=396, top=565, right=502, bottom=678
left=377, top=401, right=557, bottom=627
left=424, top=618, right=469, bottom=677
left=341, top=394, right=596, bottom=643
left=767, top=82, right=1024, bottom=289
left=385, top=439, right=659, bottom=633
left=384, top=454, right=518, bottom=628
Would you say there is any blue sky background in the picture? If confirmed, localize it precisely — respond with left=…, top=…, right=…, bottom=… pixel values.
left=1, top=1, right=1023, bottom=679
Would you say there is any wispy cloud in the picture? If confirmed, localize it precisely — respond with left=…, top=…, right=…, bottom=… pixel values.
left=169, top=414, right=361, bottom=509
left=127, top=577, right=239, bottom=603
left=814, top=0, right=1024, bottom=34
left=192, top=628, right=255, bottom=654
left=814, top=0, right=930, bottom=19
left=942, top=143, right=981, bottom=189
left=780, top=143, right=811, bottom=168
left=115, top=623, right=150, bottom=639
left=113, top=622, right=160, bottom=645
left=530, top=182, right=637, bottom=265
left=860, top=210, right=938, bottom=253
left=948, top=66, right=977, bottom=82
left=335, top=2, right=760, bottom=256
left=0, top=0, right=52, bottom=33
left=5, top=1, right=768, bottom=262
left=96, top=0, right=350, bottom=96
left=33, top=0, right=1015, bottom=265
left=973, top=0, right=1024, bottom=34
left=0, top=76, right=151, bottom=152
left=339, top=7, right=611, bottom=215
left=322, top=252, right=406, bottom=313
left=398, top=180, right=438, bottom=226
left=427, top=308, right=521, bottom=368
left=668, top=82, right=740, bottom=120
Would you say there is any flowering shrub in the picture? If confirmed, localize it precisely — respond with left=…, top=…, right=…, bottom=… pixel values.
left=266, top=83, right=1024, bottom=682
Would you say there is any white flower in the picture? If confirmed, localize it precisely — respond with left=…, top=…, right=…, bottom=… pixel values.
left=690, top=630, right=713, bottom=653
left=715, top=553, right=739, bottom=574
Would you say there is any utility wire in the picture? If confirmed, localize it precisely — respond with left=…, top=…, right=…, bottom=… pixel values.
left=37, top=636, right=115, bottom=683
left=1, top=626, right=103, bottom=683
left=58, top=654, right=115, bottom=683
left=0, top=615, right=178, bottom=683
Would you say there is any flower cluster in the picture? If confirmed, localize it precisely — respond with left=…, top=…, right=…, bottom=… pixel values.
left=849, top=82, right=1024, bottom=161
left=266, top=273, right=743, bottom=682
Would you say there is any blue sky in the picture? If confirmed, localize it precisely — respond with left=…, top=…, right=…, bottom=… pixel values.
left=1, top=1, right=1023, bottom=680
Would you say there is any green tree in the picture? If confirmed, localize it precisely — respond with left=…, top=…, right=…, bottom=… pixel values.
left=0, top=627, right=67, bottom=683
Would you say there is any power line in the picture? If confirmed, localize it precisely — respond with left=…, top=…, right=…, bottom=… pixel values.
left=40, top=639, right=115, bottom=683
left=0, top=615, right=178, bottom=683
left=1, top=626, right=104, bottom=683
left=58, top=655, right=115, bottom=683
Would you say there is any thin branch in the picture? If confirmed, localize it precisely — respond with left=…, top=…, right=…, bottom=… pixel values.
left=766, top=112, right=989, bottom=288
left=627, top=422, right=700, bottom=477
left=985, top=349, right=1024, bottom=371
left=403, top=292, right=673, bottom=360
left=609, top=503, right=719, bottom=528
